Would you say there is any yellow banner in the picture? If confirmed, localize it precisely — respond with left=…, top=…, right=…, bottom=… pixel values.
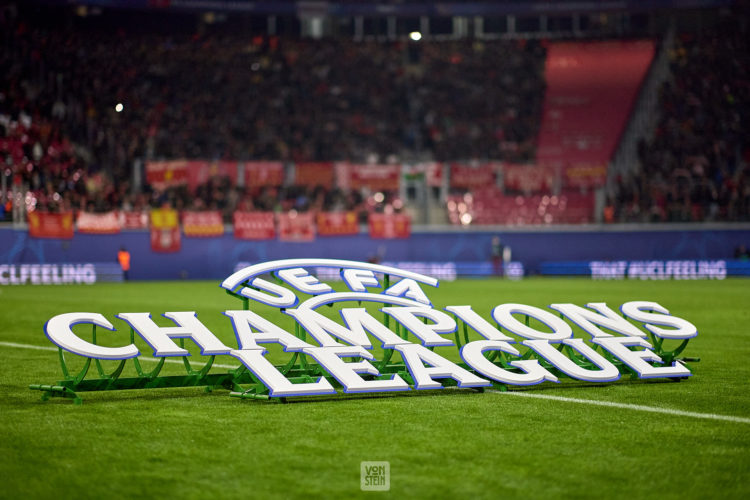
left=150, top=208, right=179, bottom=229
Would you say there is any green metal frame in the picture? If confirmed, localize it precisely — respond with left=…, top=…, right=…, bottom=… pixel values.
left=30, top=274, right=699, bottom=404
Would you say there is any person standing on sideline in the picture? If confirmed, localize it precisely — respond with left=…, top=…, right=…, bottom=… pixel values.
left=491, top=236, right=503, bottom=276
left=117, top=246, right=131, bottom=281
left=491, top=236, right=513, bottom=278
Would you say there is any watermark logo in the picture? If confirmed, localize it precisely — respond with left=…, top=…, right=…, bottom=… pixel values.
left=361, top=461, right=390, bottom=491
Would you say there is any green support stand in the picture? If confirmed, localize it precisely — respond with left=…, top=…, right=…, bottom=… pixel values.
left=30, top=275, right=699, bottom=403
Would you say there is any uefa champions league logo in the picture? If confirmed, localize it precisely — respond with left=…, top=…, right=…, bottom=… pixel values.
left=36, top=259, right=698, bottom=402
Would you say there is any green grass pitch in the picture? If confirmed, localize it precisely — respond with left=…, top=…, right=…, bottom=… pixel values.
left=1, top=278, right=749, bottom=499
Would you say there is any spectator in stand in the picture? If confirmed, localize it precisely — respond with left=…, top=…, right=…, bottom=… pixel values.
left=610, top=16, right=749, bottom=223
left=0, top=4, right=546, bottom=220
left=2, top=2, right=746, bottom=225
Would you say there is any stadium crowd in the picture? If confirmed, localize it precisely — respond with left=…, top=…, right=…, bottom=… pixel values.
left=0, top=3, right=747, bottom=224
left=609, top=20, right=750, bottom=222
left=152, top=180, right=383, bottom=223
left=0, top=3, right=544, bottom=220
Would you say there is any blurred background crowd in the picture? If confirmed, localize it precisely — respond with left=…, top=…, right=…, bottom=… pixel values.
left=0, top=1, right=747, bottom=224
left=608, top=19, right=749, bottom=223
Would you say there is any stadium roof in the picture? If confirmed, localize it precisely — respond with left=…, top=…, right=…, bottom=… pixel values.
left=33, top=0, right=736, bottom=16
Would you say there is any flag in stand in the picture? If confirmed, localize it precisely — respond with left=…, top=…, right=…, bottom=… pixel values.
left=449, top=163, right=498, bottom=190
left=145, top=160, right=190, bottom=189
left=245, top=161, right=285, bottom=187
left=120, top=211, right=149, bottom=230
left=347, top=163, right=401, bottom=191
left=150, top=208, right=181, bottom=252
left=182, top=211, right=224, bottom=237
left=368, top=213, right=411, bottom=239
left=295, top=162, right=334, bottom=188
left=278, top=212, right=315, bottom=242
left=233, top=211, right=275, bottom=240
left=76, top=211, right=121, bottom=234
left=316, top=212, right=359, bottom=236
left=28, top=212, right=74, bottom=239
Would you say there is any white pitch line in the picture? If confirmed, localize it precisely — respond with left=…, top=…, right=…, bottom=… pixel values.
left=0, top=341, right=239, bottom=370
left=0, top=341, right=56, bottom=352
left=489, top=390, right=750, bottom=424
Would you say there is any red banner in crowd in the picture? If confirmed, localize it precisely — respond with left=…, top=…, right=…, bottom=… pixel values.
left=278, top=212, right=315, bottom=242
left=295, top=162, right=334, bottom=188
left=403, top=162, right=444, bottom=187
left=563, top=164, right=609, bottom=189
left=536, top=41, right=655, bottom=188
left=146, top=160, right=238, bottom=191
left=28, top=212, right=74, bottom=239
left=150, top=208, right=180, bottom=252
left=145, top=160, right=191, bottom=189
left=316, top=212, right=359, bottom=236
left=190, top=161, right=238, bottom=188
left=76, top=211, right=121, bottom=234
left=423, top=162, right=444, bottom=188
left=182, top=211, right=224, bottom=237
left=450, top=163, right=497, bottom=190
left=503, top=164, right=556, bottom=193
left=233, top=211, right=276, bottom=240
left=245, top=161, right=285, bottom=187
left=150, top=228, right=181, bottom=253
left=347, top=163, right=401, bottom=191
left=368, top=213, right=411, bottom=239
left=120, top=211, right=149, bottom=230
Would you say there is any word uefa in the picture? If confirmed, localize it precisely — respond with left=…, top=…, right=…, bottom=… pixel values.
left=41, top=259, right=697, bottom=399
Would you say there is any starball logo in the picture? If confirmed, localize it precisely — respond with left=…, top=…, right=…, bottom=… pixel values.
left=41, top=259, right=698, bottom=399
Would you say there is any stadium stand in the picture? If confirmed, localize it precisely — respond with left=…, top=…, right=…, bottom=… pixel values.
left=609, top=18, right=749, bottom=222
left=447, top=189, right=594, bottom=225
left=0, top=4, right=544, bottom=217
left=0, top=1, right=747, bottom=226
